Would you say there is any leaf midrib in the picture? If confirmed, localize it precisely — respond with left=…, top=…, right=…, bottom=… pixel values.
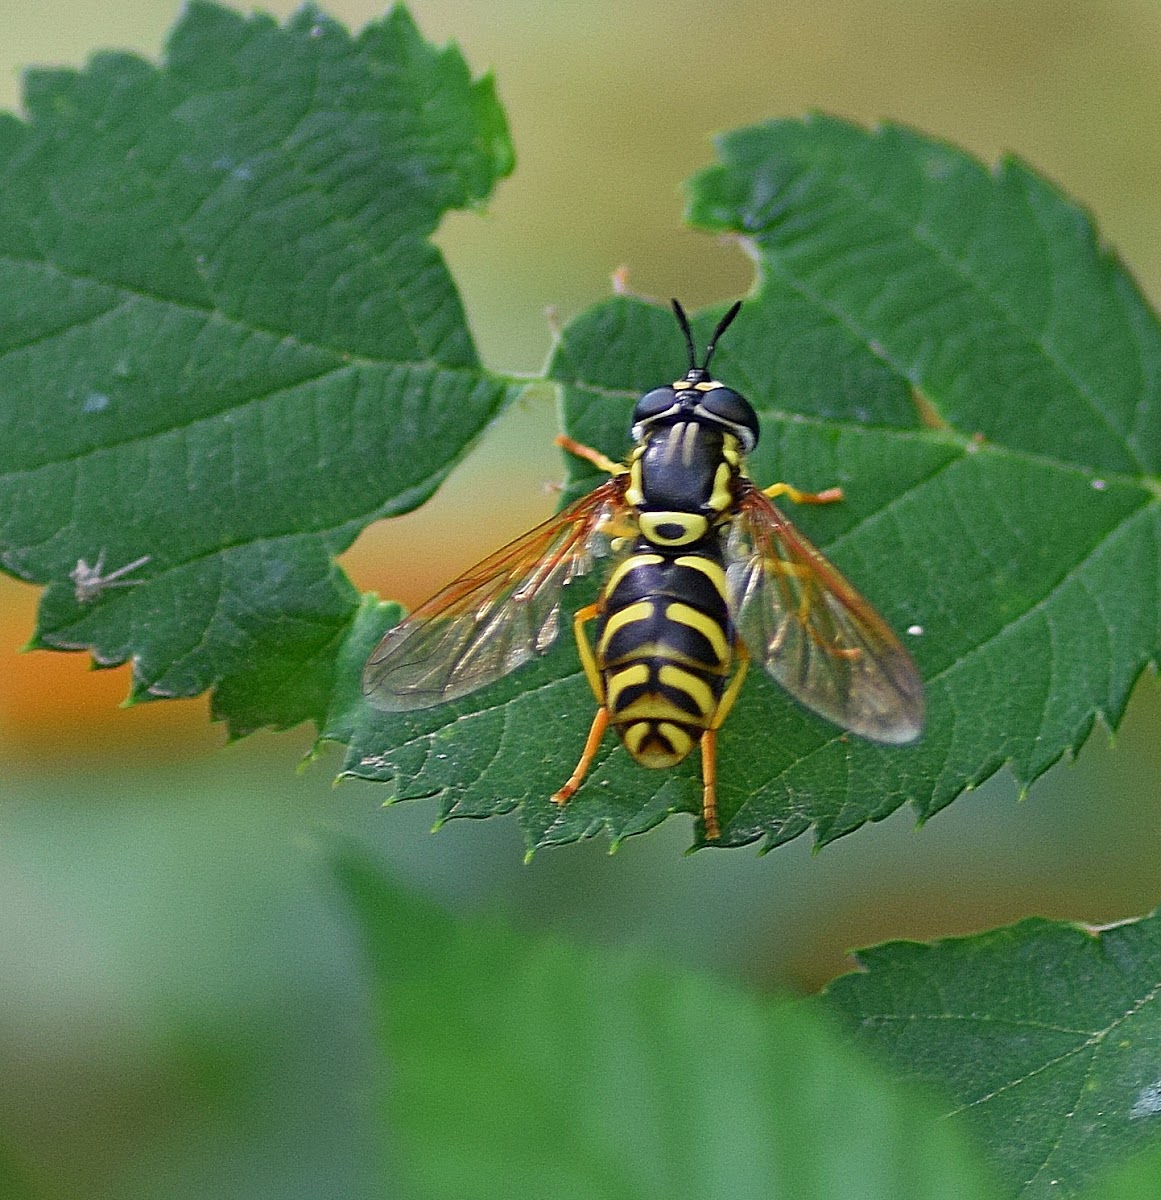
left=0, top=250, right=480, bottom=374
left=0, top=257, right=513, bottom=482
left=0, top=354, right=485, bottom=483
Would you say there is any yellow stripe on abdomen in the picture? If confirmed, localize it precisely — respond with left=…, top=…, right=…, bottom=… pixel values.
left=604, top=553, right=662, bottom=598
left=597, top=600, right=654, bottom=660
left=658, top=664, right=716, bottom=717
left=606, top=663, right=650, bottom=711
left=673, top=554, right=730, bottom=604
left=612, top=694, right=696, bottom=725
left=664, top=601, right=730, bottom=665
left=603, top=640, right=726, bottom=672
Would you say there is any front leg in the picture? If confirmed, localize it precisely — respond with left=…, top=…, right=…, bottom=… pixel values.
left=763, top=481, right=844, bottom=505
left=555, top=434, right=628, bottom=477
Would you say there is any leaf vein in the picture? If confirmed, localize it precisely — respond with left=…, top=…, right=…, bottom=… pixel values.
left=0, top=252, right=485, bottom=380
left=857, top=1011, right=1097, bottom=1037
left=793, top=168, right=1148, bottom=472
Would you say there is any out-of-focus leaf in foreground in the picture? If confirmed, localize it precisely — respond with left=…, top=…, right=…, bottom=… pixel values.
left=0, top=1141, right=40, bottom=1200
left=1080, top=1136, right=1161, bottom=1199
left=345, top=114, right=1161, bottom=852
left=336, top=853, right=998, bottom=1200
left=824, top=909, right=1161, bottom=1199
left=0, top=1, right=515, bottom=734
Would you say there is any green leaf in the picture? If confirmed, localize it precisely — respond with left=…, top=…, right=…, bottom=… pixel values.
left=337, top=853, right=999, bottom=1200
left=1079, top=1137, right=1161, bottom=1199
left=0, top=1140, right=42, bottom=1200
left=823, top=909, right=1161, bottom=1199
left=346, top=115, right=1160, bottom=853
left=0, top=1, right=515, bottom=735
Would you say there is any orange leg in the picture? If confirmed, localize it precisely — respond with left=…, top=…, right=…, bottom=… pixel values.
left=551, top=706, right=611, bottom=805
left=697, top=642, right=750, bottom=842
left=554, top=434, right=626, bottom=477
left=700, top=729, right=721, bottom=842
left=763, top=481, right=844, bottom=505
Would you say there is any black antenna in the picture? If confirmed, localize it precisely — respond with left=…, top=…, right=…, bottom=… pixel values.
left=670, top=299, right=698, bottom=372
left=701, top=300, right=742, bottom=372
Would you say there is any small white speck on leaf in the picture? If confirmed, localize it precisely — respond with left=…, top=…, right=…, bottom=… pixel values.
left=83, top=392, right=110, bottom=413
left=907, top=624, right=924, bottom=636
left=1091, top=478, right=1108, bottom=491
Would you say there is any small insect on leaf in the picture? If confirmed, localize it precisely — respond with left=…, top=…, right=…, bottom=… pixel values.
left=70, top=552, right=152, bottom=604
left=363, top=299, right=923, bottom=841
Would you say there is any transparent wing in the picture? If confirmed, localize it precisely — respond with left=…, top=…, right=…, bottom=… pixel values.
left=362, top=478, right=628, bottom=711
left=726, top=482, right=924, bottom=744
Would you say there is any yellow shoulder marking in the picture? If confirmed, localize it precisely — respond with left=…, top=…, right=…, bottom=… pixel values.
left=626, top=455, right=645, bottom=508
left=707, top=461, right=733, bottom=514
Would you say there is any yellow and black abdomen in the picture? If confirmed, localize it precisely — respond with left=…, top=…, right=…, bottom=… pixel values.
left=595, top=547, right=733, bottom=769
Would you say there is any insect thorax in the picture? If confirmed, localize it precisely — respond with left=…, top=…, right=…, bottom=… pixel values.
left=625, top=421, right=742, bottom=550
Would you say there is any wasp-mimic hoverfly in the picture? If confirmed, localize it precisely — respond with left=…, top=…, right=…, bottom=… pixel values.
left=363, top=300, right=924, bottom=840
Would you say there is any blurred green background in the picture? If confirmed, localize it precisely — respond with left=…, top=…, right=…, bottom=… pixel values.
left=2, top=1, right=1161, bottom=1195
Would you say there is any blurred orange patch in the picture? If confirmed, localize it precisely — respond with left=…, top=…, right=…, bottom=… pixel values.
left=0, top=575, right=219, bottom=761
left=0, top=491, right=548, bottom=760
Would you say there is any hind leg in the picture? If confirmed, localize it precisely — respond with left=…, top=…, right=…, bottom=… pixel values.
left=551, top=707, right=610, bottom=805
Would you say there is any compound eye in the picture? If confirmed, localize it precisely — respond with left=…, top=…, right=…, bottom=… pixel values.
left=632, top=386, right=678, bottom=425
left=700, top=387, right=760, bottom=448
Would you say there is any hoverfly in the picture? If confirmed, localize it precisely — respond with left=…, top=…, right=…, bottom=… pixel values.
left=363, top=300, right=924, bottom=840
